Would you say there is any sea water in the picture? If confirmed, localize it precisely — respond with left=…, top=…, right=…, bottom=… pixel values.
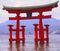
left=0, top=34, right=60, bottom=51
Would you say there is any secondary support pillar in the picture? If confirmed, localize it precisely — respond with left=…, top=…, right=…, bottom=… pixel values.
left=44, top=25, right=49, bottom=43
left=21, top=26, right=26, bottom=43
left=8, top=25, right=14, bottom=44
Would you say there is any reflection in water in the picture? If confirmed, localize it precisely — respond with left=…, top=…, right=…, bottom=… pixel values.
left=9, top=44, right=12, bottom=51
left=34, top=42, right=49, bottom=51
left=1, top=35, right=60, bottom=51
left=8, top=41, right=49, bottom=51
left=8, top=42, right=49, bottom=51
left=8, top=43, right=25, bottom=51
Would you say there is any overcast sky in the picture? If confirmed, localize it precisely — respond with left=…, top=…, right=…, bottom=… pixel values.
left=0, top=0, right=60, bottom=23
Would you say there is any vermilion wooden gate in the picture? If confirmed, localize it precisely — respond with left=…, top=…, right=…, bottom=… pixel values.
left=3, top=1, right=58, bottom=44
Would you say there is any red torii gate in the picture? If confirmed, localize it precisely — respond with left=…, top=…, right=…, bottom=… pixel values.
left=3, top=1, right=58, bottom=44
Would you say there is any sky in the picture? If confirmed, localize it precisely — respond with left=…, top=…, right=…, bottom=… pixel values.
left=0, top=0, right=60, bottom=23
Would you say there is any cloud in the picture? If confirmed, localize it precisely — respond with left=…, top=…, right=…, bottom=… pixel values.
left=52, top=1, right=60, bottom=20
left=0, top=9, right=9, bottom=23
left=0, top=0, right=15, bottom=6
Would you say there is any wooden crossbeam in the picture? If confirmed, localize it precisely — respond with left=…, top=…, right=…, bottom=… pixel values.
left=38, top=38, right=48, bottom=41
left=9, top=38, right=23, bottom=41
left=12, top=29, right=23, bottom=31
left=9, top=15, right=51, bottom=20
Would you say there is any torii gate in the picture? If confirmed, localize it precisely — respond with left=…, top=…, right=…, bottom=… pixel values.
left=3, top=1, right=58, bottom=44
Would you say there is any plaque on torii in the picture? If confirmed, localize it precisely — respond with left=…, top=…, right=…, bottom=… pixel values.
left=3, top=1, right=58, bottom=44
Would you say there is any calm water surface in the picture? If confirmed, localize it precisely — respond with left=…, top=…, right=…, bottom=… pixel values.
left=0, top=34, right=60, bottom=51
